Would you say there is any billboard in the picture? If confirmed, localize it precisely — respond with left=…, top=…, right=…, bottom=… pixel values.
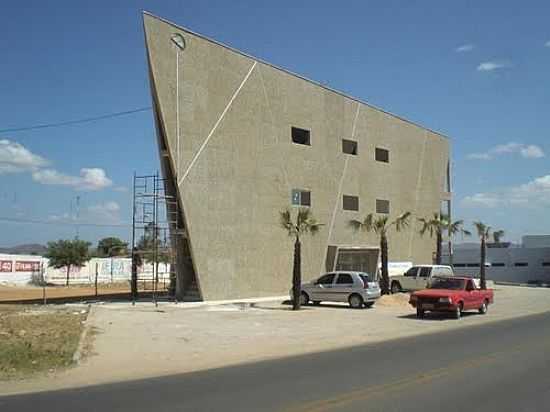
left=14, top=261, right=41, bottom=272
left=0, top=260, right=12, bottom=273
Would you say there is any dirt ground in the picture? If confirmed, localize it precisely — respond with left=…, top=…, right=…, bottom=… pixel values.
left=0, top=305, right=87, bottom=380
left=0, top=283, right=168, bottom=304
left=2, top=285, right=550, bottom=395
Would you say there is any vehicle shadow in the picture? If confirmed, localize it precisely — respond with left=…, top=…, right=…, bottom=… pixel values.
left=276, top=300, right=372, bottom=310
left=398, top=311, right=478, bottom=321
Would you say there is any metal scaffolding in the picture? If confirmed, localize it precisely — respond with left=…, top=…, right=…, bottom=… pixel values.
left=130, top=172, right=179, bottom=306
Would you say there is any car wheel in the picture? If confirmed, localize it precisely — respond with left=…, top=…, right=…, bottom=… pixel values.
left=312, top=301, right=321, bottom=306
left=299, top=292, right=309, bottom=306
left=391, top=281, right=402, bottom=294
left=348, top=294, right=364, bottom=309
left=479, top=300, right=488, bottom=315
left=454, top=303, right=463, bottom=320
left=416, top=308, right=424, bottom=318
left=364, top=302, right=374, bottom=308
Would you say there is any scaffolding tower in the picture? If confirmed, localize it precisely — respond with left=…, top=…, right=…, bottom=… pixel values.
left=130, top=172, right=179, bottom=305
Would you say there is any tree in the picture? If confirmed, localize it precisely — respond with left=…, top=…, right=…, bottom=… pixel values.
left=45, top=239, right=91, bottom=286
left=350, top=212, right=411, bottom=295
left=492, top=230, right=505, bottom=244
left=96, top=237, right=128, bottom=257
left=417, top=213, right=470, bottom=265
left=473, top=221, right=493, bottom=290
left=280, top=208, right=323, bottom=310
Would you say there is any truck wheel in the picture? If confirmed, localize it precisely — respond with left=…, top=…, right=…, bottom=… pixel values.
left=479, top=300, right=488, bottom=314
left=454, top=303, right=463, bottom=320
left=391, top=281, right=402, bottom=294
left=416, top=308, right=425, bottom=318
left=300, top=292, right=309, bottom=306
left=348, top=294, right=364, bottom=309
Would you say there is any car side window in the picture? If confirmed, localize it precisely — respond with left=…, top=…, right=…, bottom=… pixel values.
left=419, top=267, right=431, bottom=278
left=316, top=274, right=335, bottom=285
left=466, top=280, right=475, bottom=291
left=443, top=267, right=453, bottom=277
left=336, top=274, right=353, bottom=284
left=404, top=268, right=417, bottom=277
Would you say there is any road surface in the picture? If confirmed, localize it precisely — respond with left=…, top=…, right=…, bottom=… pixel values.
left=2, top=311, right=550, bottom=411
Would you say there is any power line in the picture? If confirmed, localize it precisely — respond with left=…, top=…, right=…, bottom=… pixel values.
left=0, top=107, right=152, bottom=133
left=0, top=216, right=131, bottom=228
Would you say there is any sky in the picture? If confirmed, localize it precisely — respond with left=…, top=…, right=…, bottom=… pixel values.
left=0, top=0, right=549, bottom=247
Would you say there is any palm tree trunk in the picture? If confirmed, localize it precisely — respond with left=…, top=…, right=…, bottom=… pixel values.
left=292, top=236, right=302, bottom=310
left=436, top=231, right=442, bottom=265
left=66, top=264, right=71, bottom=287
left=480, top=236, right=487, bottom=290
left=380, top=234, right=389, bottom=295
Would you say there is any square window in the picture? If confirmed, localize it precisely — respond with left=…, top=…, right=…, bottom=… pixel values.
left=376, top=199, right=390, bottom=214
left=343, top=195, right=359, bottom=211
left=342, top=139, right=358, bottom=155
left=291, top=127, right=310, bottom=145
left=375, top=147, right=389, bottom=163
left=291, top=189, right=311, bottom=207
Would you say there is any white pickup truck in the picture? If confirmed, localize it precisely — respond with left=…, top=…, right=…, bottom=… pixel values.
left=390, top=265, right=454, bottom=293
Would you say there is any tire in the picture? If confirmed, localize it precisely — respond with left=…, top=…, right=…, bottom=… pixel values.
left=364, top=302, right=374, bottom=308
left=312, top=301, right=321, bottom=306
left=416, top=308, right=425, bottom=318
left=391, top=281, right=402, bottom=294
left=299, top=292, right=309, bottom=306
left=348, top=294, right=364, bottom=309
left=454, top=303, right=463, bottom=320
left=479, top=300, right=488, bottom=315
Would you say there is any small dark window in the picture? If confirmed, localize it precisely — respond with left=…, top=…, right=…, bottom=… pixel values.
left=376, top=199, right=390, bottom=214
left=491, top=263, right=505, bottom=267
left=514, top=262, right=528, bottom=267
left=453, top=264, right=466, bottom=268
left=542, top=262, right=550, bottom=267
left=466, top=263, right=480, bottom=267
left=375, top=147, right=389, bottom=163
left=342, top=139, right=358, bottom=155
left=419, top=267, right=431, bottom=278
left=291, top=127, right=310, bottom=145
left=343, top=195, right=359, bottom=211
left=291, top=189, right=311, bottom=207
left=316, top=273, right=335, bottom=285
left=336, top=274, right=353, bottom=284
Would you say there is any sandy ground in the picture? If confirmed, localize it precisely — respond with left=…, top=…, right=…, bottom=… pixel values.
left=2, top=285, right=550, bottom=395
left=0, top=284, right=168, bottom=303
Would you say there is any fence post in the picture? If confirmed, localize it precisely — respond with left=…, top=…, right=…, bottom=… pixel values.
left=95, top=262, right=99, bottom=298
left=41, top=262, right=47, bottom=305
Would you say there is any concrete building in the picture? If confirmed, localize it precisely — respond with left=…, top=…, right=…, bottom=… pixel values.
left=143, top=12, right=451, bottom=301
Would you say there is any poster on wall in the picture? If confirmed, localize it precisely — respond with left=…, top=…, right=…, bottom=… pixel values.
left=0, top=260, right=13, bottom=272
left=14, top=261, right=41, bottom=272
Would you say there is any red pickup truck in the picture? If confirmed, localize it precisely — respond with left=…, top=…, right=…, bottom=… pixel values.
left=409, top=277, right=494, bottom=319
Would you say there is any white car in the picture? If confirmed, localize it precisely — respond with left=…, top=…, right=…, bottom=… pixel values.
left=297, top=271, right=381, bottom=309
left=390, top=265, right=454, bottom=293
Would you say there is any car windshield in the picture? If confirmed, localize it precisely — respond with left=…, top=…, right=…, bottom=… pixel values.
left=430, top=278, right=465, bottom=290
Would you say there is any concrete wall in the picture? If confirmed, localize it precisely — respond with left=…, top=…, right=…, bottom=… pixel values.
left=0, top=253, right=170, bottom=286
left=442, top=248, right=550, bottom=283
left=143, top=13, right=451, bottom=300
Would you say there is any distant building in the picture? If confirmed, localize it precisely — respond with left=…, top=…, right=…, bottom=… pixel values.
left=443, top=237, right=550, bottom=283
left=143, top=13, right=451, bottom=300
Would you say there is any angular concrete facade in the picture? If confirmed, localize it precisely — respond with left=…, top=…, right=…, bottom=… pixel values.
left=143, top=12, right=451, bottom=301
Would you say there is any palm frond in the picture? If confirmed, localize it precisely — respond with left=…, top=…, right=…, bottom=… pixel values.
left=348, top=219, right=364, bottom=231
left=394, top=211, right=412, bottom=232
left=279, top=209, right=295, bottom=235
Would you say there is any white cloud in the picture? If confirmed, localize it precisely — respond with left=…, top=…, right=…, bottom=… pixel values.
left=456, top=44, right=474, bottom=53
left=467, top=142, right=545, bottom=160
left=87, top=201, right=121, bottom=223
left=32, top=168, right=113, bottom=191
left=477, top=61, right=510, bottom=71
left=0, top=139, right=49, bottom=174
left=462, top=174, right=550, bottom=209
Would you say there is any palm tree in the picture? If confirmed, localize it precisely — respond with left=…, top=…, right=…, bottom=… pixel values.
left=280, top=208, right=323, bottom=310
left=417, top=213, right=470, bottom=265
left=473, top=221, right=492, bottom=290
left=349, top=212, right=411, bottom=295
left=492, top=230, right=505, bottom=244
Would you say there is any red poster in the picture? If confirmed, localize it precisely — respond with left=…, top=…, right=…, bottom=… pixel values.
left=0, top=260, right=12, bottom=272
left=15, top=261, right=41, bottom=272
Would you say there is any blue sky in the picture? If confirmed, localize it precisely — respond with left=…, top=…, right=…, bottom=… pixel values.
left=1, top=0, right=549, bottom=247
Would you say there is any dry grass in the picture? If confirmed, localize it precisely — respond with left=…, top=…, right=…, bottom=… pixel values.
left=0, top=305, right=87, bottom=380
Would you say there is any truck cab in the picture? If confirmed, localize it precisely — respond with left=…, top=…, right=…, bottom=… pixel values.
left=390, top=265, right=454, bottom=293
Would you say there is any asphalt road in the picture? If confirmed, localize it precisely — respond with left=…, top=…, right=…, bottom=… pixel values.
left=2, top=311, right=550, bottom=412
